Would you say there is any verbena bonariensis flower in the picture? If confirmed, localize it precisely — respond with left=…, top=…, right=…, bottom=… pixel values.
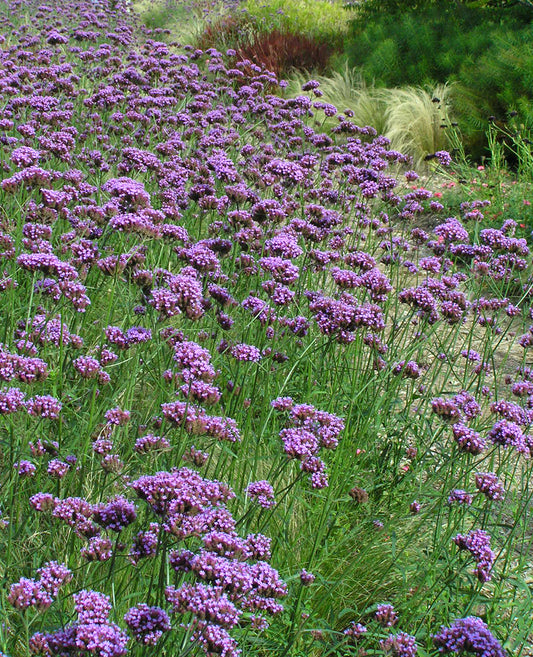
left=130, top=468, right=234, bottom=518
left=452, top=423, right=486, bottom=455
left=0, top=387, right=25, bottom=414
left=299, top=569, right=315, bottom=586
left=273, top=400, right=344, bottom=487
left=172, top=340, right=216, bottom=382
left=190, top=621, right=240, bottom=657
left=280, top=428, right=319, bottom=459
left=490, top=400, right=532, bottom=426
left=37, top=561, right=72, bottom=597
left=0, top=345, right=48, bottom=384
left=124, top=604, right=171, bottom=645
left=454, top=529, right=495, bottom=582
left=14, top=460, right=36, bottom=477
left=149, top=270, right=205, bottom=320
left=8, top=577, right=53, bottom=611
left=246, top=480, right=275, bottom=508
left=165, top=582, right=240, bottom=628
left=180, top=380, right=221, bottom=405
left=104, top=407, right=130, bottom=426
left=271, top=397, right=294, bottom=411
left=80, top=536, right=113, bottom=562
left=134, top=434, right=170, bottom=454
left=31, top=590, right=129, bottom=657
left=381, top=632, right=418, bottom=657
left=129, top=524, right=159, bottom=565
left=25, top=394, right=62, bottom=419
left=375, top=603, right=398, bottom=627
left=74, top=589, right=113, bottom=624
left=475, top=472, right=505, bottom=501
left=308, top=293, right=386, bottom=341
left=93, top=496, right=137, bottom=532
left=488, top=419, right=528, bottom=454
left=343, top=621, right=367, bottom=644
left=47, top=459, right=70, bottom=479
left=73, top=355, right=103, bottom=380
left=434, top=218, right=469, bottom=244
left=432, top=391, right=480, bottom=423
left=51, top=496, right=98, bottom=538
left=453, top=391, right=481, bottom=420
left=433, top=617, right=505, bottom=657
left=129, top=466, right=285, bottom=646
left=230, top=343, right=262, bottom=363
left=410, top=501, right=421, bottom=514
left=392, top=360, right=421, bottom=379
left=8, top=562, right=71, bottom=611
left=182, top=445, right=210, bottom=467
left=398, top=286, right=439, bottom=324
left=448, top=489, right=473, bottom=506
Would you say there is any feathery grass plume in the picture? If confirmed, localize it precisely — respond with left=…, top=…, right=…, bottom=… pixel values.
left=288, top=65, right=387, bottom=135
left=382, top=84, right=454, bottom=167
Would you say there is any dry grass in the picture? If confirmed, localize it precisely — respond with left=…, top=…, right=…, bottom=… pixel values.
left=289, top=67, right=454, bottom=166
left=382, top=84, right=453, bottom=167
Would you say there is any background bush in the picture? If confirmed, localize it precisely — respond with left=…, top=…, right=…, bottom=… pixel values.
left=344, top=0, right=533, bottom=160
left=196, top=0, right=351, bottom=76
left=453, top=22, right=533, bottom=160
left=240, top=0, right=350, bottom=47
left=237, top=30, right=336, bottom=77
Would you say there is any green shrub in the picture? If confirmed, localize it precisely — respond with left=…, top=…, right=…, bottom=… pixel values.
left=196, top=0, right=350, bottom=75
left=345, top=2, right=532, bottom=87
left=356, top=0, right=533, bottom=18
left=453, top=22, right=533, bottom=160
left=344, top=1, right=533, bottom=160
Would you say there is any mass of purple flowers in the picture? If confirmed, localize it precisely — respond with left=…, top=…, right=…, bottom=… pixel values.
left=0, top=0, right=530, bottom=654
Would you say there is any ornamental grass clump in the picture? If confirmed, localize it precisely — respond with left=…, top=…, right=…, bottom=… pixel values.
left=1, top=0, right=533, bottom=655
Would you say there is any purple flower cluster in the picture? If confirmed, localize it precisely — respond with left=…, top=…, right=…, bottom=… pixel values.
left=9, top=561, right=71, bottom=610
left=93, top=496, right=137, bottom=532
left=433, top=617, right=505, bottom=657
left=452, top=423, right=486, bottom=455
left=488, top=419, right=528, bottom=454
left=432, top=391, right=481, bottom=423
left=375, top=603, right=398, bottom=627
left=454, top=529, right=495, bottom=582
left=272, top=398, right=344, bottom=488
left=448, top=489, right=473, bottom=506
left=380, top=632, right=418, bottom=657
left=230, top=343, right=262, bottom=362
left=25, top=394, right=62, bottom=419
left=343, top=621, right=367, bottom=644
left=475, top=472, right=505, bottom=501
left=123, top=604, right=171, bottom=645
left=246, top=480, right=276, bottom=508
left=31, top=590, right=129, bottom=657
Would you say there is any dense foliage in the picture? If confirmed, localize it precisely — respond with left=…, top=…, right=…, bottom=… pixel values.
left=345, top=1, right=533, bottom=159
